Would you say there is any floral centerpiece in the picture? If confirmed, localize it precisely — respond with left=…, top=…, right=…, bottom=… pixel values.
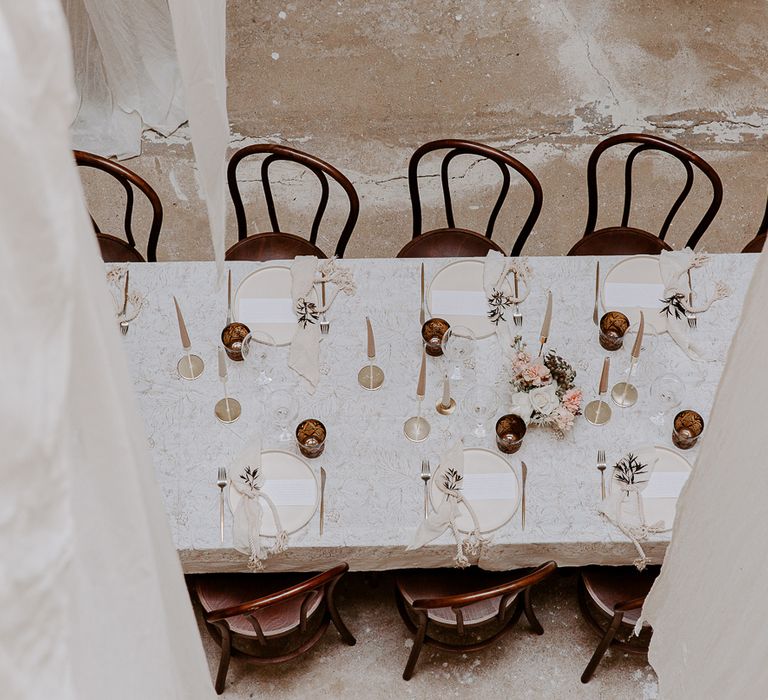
left=508, top=336, right=582, bottom=435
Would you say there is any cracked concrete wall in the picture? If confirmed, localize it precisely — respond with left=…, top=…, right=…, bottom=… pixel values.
left=78, top=0, right=768, bottom=260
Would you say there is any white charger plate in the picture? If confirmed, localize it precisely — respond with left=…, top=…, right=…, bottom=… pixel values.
left=234, top=265, right=318, bottom=346
left=429, top=447, right=520, bottom=534
left=610, top=445, right=691, bottom=530
left=228, top=450, right=319, bottom=537
left=427, top=259, right=513, bottom=339
left=601, top=255, right=667, bottom=334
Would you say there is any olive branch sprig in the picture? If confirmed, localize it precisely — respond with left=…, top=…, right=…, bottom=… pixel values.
left=240, top=465, right=261, bottom=492
left=442, top=468, right=463, bottom=492
left=613, top=453, right=648, bottom=487
left=487, top=288, right=514, bottom=325
left=295, top=297, right=319, bottom=328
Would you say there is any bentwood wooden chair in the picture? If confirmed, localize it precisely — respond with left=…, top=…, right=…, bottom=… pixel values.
left=394, top=561, right=557, bottom=680
left=195, top=564, right=355, bottom=694
left=741, top=196, right=768, bottom=252
left=578, top=565, right=660, bottom=683
left=74, top=150, right=163, bottom=262
left=396, top=139, right=543, bottom=258
left=225, top=144, right=359, bottom=261
left=567, top=133, right=723, bottom=255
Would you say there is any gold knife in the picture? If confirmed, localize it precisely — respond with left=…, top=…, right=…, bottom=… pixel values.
left=593, top=261, right=600, bottom=326
left=319, top=467, right=326, bottom=535
left=520, top=460, right=527, bottom=530
left=419, top=263, right=426, bottom=326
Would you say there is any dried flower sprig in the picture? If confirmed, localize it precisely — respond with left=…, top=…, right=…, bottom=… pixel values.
left=660, top=293, right=688, bottom=319
left=240, top=465, right=261, bottom=492
left=295, top=297, right=319, bottom=328
left=487, top=288, right=514, bottom=325
left=613, top=453, right=648, bottom=487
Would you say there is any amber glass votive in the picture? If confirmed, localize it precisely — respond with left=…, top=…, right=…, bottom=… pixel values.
left=495, top=414, right=527, bottom=454
left=296, top=419, right=326, bottom=458
left=422, top=318, right=451, bottom=356
left=672, top=410, right=704, bottom=450
left=599, top=312, right=630, bottom=351
left=221, top=322, right=250, bottom=361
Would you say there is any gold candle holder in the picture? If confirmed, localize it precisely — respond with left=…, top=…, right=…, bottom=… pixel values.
left=585, top=357, right=612, bottom=426
left=358, top=316, right=384, bottom=390
left=422, top=318, right=450, bottom=357
left=599, top=312, right=629, bottom=351
left=495, top=414, right=527, bottom=454
left=221, top=322, right=250, bottom=361
left=296, top=418, right=327, bottom=458
left=672, top=410, right=704, bottom=450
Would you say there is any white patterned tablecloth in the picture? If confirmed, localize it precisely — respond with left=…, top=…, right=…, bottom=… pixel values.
left=111, top=255, right=756, bottom=572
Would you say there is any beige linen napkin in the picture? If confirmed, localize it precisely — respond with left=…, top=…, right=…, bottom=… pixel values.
left=407, top=441, right=487, bottom=567
left=659, top=249, right=729, bottom=360
left=288, top=256, right=322, bottom=388
left=598, top=446, right=663, bottom=571
left=230, top=436, right=288, bottom=570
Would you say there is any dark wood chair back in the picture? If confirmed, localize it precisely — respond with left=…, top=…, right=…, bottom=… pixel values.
left=226, top=144, right=359, bottom=260
left=569, top=133, right=722, bottom=255
left=197, top=563, right=355, bottom=693
left=396, top=561, right=557, bottom=680
left=742, top=195, right=768, bottom=252
left=400, top=139, right=543, bottom=257
left=74, top=150, right=162, bottom=262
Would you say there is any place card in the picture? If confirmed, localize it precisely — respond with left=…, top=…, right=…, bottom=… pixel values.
left=604, top=282, right=665, bottom=309
left=238, top=297, right=294, bottom=325
left=642, top=471, right=689, bottom=499
left=461, top=473, right=518, bottom=501
left=262, top=478, right=316, bottom=506
left=430, top=290, right=486, bottom=317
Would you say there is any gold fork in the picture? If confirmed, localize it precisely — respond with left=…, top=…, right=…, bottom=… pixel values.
left=597, top=450, right=606, bottom=500
left=216, top=467, right=227, bottom=543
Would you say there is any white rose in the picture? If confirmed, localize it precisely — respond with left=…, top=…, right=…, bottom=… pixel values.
left=509, top=391, right=533, bottom=424
left=528, top=384, right=560, bottom=416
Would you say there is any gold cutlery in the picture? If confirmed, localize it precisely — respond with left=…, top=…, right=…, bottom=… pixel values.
left=592, top=261, right=600, bottom=326
left=420, top=459, right=431, bottom=518
left=119, top=270, right=130, bottom=335
left=214, top=347, right=241, bottom=423
left=173, top=296, right=204, bottom=380
left=419, top=262, right=426, bottom=326
left=319, top=467, right=327, bottom=535
left=686, top=269, right=697, bottom=329
left=216, top=467, right=227, bottom=543
left=585, top=357, right=612, bottom=425
left=596, top=450, right=606, bottom=500
left=520, top=460, right=527, bottom=530
left=404, top=348, right=431, bottom=442
left=513, top=271, right=523, bottom=327
left=226, top=269, right=233, bottom=326
left=538, top=290, right=552, bottom=356
left=320, top=278, right=330, bottom=335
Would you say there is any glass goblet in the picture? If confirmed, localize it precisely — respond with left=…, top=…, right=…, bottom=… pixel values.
left=241, top=330, right=277, bottom=386
left=440, top=325, right=477, bottom=383
left=649, top=374, right=685, bottom=427
left=462, top=384, right=500, bottom=438
left=268, top=389, right=299, bottom=442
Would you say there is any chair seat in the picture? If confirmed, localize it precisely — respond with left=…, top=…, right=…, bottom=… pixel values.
left=97, top=233, right=146, bottom=263
left=197, top=573, right=324, bottom=638
left=581, top=566, right=660, bottom=625
left=742, top=234, right=765, bottom=253
left=397, top=569, right=519, bottom=626
left=396, top=228, right=506, bottom=258
left=225, top=232, right=329, bottom=261
left=567, top=227, right=673, bottom=256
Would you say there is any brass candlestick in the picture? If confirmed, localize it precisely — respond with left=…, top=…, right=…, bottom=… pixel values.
left=404, top=349, right=431, bottom=442
left=585, top=357, right=612, bottom=426
left=173, top=296, right=204, bottom=380
left=214, top=347, right=241, bottom=423
left=358, top=316, right=384, bottom=390
left=436, top=373, right=456, bottom=415
left=612, top=311, right=644, bottom=408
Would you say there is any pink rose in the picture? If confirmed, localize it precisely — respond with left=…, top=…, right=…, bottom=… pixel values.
left=562, top=388, right=582, bottom=414
left=553, top=405, right=575, bottom=433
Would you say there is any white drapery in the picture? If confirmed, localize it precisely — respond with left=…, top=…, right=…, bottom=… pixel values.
left=0, top=1, right=214, bottom=697
left=641, top=249, right=768, bottom=697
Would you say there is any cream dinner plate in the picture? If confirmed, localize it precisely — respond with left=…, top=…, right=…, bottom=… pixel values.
left=228, top=450, right=319, bottom=537
left=427, top=259, right=513, bottom=339
left=429, top=447, right=520, bottom=534
left=601, top=255, right=667, bottom=334
left=234, top=265, right=318, bottom=346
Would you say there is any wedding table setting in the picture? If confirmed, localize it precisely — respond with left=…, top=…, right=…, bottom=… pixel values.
left=109, top=252, right=756, bottom=573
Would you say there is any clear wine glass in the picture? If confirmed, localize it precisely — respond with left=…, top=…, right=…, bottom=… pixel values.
left=440, top=325, right=476, bottom=382
left=267, top=389, right=299, bottom=441
left=649, top=374, right=685, bottom=426
left=461, top=384, right=500, bottom=438
left=241, top=330, right=277, bottom=386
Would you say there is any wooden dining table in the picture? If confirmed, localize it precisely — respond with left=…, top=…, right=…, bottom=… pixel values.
left=111, top=254, right=756, bottom=573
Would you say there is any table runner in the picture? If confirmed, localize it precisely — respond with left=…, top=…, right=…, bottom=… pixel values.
left=114, top=255, right=755, bottom=572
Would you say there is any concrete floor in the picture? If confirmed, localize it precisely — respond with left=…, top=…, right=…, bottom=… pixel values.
left=79, top=0, right=768, bottom=262
left=193, top=570, right=659, bottom=699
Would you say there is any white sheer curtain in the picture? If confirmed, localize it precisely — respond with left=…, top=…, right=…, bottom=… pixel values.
left=640, top=250, right=768, bottom=697
left=0, top=1, right=213, bottom=697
